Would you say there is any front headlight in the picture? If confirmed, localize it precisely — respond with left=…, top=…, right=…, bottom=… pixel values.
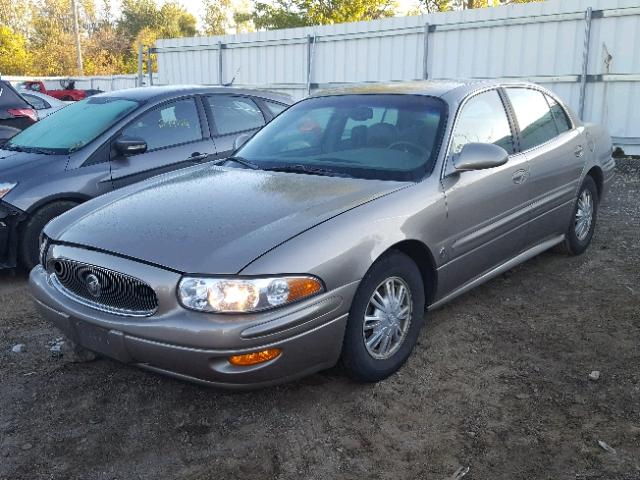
left=0, top=182, right=17, bottom=199
left=178, top=275, right=325, bottom=313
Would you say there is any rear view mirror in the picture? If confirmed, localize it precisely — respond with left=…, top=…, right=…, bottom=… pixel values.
left=349, top=106, right=373, bottom=121
left=115, top=136, right=147, bottom=156
left=453, top=143, right=508, bottom=172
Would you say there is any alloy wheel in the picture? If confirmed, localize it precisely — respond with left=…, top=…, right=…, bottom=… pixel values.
left=362, top=276, right=413, bottom=360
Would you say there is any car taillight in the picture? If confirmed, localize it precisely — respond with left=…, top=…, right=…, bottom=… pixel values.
left=7, top=108, right=37, bottom=123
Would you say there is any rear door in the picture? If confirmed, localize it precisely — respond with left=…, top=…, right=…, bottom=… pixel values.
left=503, top=87, right=585, bottom=242
left=203, top=95, right=266, bottom=160
left=110, top=96, right=217, bottom=189
left=439, top=89, right=530, bottom=294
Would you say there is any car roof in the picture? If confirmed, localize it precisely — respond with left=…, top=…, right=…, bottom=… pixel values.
left=93, top=85, right=293, bottom=104
left=311, top=79, right=542, bottom=99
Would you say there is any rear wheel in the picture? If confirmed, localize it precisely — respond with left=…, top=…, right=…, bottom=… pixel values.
left=558, top=176, right=598, bottom=256
left=341, top=251, right=425, bottom=383
left=19, top=201, right=78, bottom=271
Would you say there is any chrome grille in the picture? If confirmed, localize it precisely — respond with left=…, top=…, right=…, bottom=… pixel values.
left=48, top=258, right=158, bottom=317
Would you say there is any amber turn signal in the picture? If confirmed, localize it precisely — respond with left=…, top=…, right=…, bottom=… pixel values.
left=286, top=277, right=323, bottom=302
left=229, top=348, right=282, bottom=366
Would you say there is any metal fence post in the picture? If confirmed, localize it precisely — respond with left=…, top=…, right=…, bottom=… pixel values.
left=579, top=7, right=593, bottom=119
left=137, top=42, right=144, bottom=87
left=147, top=47, right=154, bottom=86
left=306, top=34, right=316, bottom=96
left=423, top=23, right=430, bottom=80
left=218, top=41, right=224, bottom=85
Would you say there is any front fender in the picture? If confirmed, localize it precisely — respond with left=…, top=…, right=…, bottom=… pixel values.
left=240, top=179, right=447, bottom=292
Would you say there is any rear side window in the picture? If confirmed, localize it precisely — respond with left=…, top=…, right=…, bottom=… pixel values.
left=545, top=94, right=572, bottom=134
left=264, top=101, right=288, bottom=117
left=451, top=90, right=514, bottom=154
left=122, top=98, right=203, bottom=151
left=0, top=82, right=30, bottom=108
left=207, top=95, right=265, bottom=135
left=23, top=93, right=49, bottom=110
left=506, top=88, right=559, bottom=151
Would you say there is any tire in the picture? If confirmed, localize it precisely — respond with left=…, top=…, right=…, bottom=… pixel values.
left=341, top=251, right=426, bottom=383
left=557, top=176, right=599, bottom=256
left=19, top=201, right=78, bottom=271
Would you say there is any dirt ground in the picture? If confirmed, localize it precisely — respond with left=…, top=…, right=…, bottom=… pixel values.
left=0, top=160, right=638, bottom=480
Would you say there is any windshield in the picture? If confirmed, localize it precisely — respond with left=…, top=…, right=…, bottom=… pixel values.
left=236, top=94, right=447, bottom=181
left=6, top=97, right=140, bottom=154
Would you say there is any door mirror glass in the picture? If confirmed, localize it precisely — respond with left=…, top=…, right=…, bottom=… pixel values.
left=233, top=133, right=252, bottom=151
left=453, top=143, right=508, bottom=172
left=115, top=136, right=147, bottom=156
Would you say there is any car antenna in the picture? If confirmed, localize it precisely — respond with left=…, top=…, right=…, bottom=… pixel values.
left=223, top=67, right=240, bottom=87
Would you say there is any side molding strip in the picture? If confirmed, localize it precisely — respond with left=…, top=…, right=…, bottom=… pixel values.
left=429, top=234, right=565, bottom=310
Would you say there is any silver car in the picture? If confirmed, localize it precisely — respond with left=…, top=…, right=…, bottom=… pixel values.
left=18, top=90, right=72, bottom=119
left=29, top=81, right=615, bottom=388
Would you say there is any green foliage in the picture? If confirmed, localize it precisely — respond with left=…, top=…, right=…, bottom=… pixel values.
left=0, top=26, right=32, bottom=75
left=203, top=0, right=233, bottom=36
left=418, top=0, right=542, bottom=10
left=252, top=0, right=398, bottom=30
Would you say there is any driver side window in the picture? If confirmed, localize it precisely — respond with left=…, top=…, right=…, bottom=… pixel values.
left=452, top=90, right=514, bottom=155
left=121, top=98, right=203, bottom=151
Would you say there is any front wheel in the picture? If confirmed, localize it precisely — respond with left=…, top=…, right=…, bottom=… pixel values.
left=341, top=251, right=425, bottom=383
left=558, top=176, right=599, bottom=256
left=19, top=201, right=78, bottom=271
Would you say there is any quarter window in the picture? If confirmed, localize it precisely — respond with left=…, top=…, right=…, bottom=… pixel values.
left=207, top=95, right=265, bottom=135
left=122, top=98, right=202, bottom=151
left=264, top=101, right=288, bottom=117
left=451, top=90, right=514, bottom=155
left=545, top=94, right=572, bottom=134
left=506, top=88, right=559, bottom=151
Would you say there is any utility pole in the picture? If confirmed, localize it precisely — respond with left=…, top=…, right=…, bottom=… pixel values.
left=71, top=0, right=84, bottom=75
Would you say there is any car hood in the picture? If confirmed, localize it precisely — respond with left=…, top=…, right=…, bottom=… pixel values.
left=45, top=164, right=409, bottom=274
left=0, top=148, right=67, bottom=183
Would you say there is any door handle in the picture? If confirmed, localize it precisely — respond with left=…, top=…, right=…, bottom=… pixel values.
left=189, top=152, right=209, bottom=162
left=574, top=145, right=584, bottom=158
left=512, top=168, right=528, bottom=185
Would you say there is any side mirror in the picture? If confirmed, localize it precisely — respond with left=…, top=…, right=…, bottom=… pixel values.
left=453, top=143, right=509, bottom=172
left=115, top=136, right=147, bottom=156
left=233, top=133, right=252, bottom=151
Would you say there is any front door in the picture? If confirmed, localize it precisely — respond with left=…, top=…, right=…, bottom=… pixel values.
left=438, top=89, right=531, bottom=296
left=110, top=97, right=216, bottom=189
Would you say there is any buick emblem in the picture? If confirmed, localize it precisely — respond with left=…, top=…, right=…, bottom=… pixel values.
left=85, top=274, right=102, bottom=298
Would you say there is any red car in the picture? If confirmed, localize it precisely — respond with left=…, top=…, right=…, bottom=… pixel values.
left=21, top=80, right=88, bottom=102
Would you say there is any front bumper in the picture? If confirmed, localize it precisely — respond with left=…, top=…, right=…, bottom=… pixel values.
left=0, top=201, right=24, bottom=269
left=29, top=245, right=358, bottom=389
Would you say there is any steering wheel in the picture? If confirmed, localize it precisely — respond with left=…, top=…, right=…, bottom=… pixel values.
left=387, top=141, right=428, bottom=156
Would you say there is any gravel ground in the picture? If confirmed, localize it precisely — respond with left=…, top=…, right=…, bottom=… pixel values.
left=0, top=160, right=638, bottom=480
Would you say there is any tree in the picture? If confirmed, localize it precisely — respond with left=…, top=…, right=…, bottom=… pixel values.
left=417, top=0, right=542, bottom=12
left=0, top=26, right=32, bottom=75
left=203, top=0, right=233, bottom=36
left=252, top=0, right=398, bottom=30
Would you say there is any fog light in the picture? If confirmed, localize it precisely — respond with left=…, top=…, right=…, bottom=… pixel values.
left=228, top=348, right=282, bottom=366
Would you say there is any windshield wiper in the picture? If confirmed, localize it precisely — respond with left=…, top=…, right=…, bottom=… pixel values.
left=2, top=144, right=60, bottom=155
left=2, top=144, right=26, bottom=152
left=264, top=164, right=352, bottom=178
left=223, top=156, right=262, bottom=170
